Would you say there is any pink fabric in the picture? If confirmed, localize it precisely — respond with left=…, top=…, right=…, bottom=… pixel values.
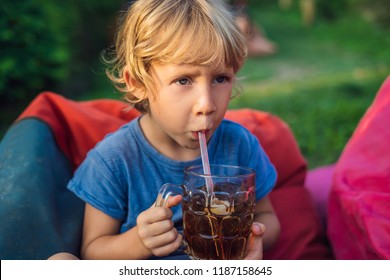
left=305, top=164, right=335, bottom=224
left=328, top=76, right=390, bottom=259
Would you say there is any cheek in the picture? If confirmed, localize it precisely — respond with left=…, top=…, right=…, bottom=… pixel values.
left=150, top=97, right=187, bottom=125
left=215, top=89, right=232, bottom=109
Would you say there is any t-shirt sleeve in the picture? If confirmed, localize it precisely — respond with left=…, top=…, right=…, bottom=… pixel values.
left=213, top=121, right=278, bottom=201
left=245, top=133, right=277, bottom=201
left=67, top=149, right=128, bottom=220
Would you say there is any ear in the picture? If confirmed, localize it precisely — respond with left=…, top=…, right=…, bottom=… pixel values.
left=124, top=69, right=145, bottom=99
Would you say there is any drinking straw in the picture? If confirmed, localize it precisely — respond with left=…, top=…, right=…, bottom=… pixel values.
left=199, top=131, right=225, bottom=258
left=198, top=131, right=214, bottom=193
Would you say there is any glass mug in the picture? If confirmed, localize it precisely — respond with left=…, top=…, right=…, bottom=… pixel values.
left=156, top=164, right=256, bottom=260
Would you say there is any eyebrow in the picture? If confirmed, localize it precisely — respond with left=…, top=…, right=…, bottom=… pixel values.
left=176, top=64, right=234, bottom=75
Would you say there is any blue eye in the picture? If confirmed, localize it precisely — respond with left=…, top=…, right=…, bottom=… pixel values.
left=176, top=78, right=191, bottom=85
left=214, top=76, right=229, bottom=84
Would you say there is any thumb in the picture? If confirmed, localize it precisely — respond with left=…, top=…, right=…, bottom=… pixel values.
left=244, top=222, right=266, bottom=260
left=166, top=194, right=182, bottom=208
left=251, top=222, right=266, bottom=237
left=155, top=194, right=182, bottom=208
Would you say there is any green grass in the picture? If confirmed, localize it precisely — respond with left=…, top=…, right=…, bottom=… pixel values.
left=230, top=76, right=384, bottom=168
left=228, top=3, right=390, bottom=168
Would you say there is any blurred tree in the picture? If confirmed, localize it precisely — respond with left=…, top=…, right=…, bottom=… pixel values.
left=353, top=0, right=390, bottom=27
left=300, top=0, right=315, bottom=26
left=278, top=0, right=316, bottom=26
left=0, top=0, right=125, bottom=107
left=316, top=0, right=349, bottom=21
left=62, top=0, right=127, bottom=96
left=0, top=0, right=74, bottom=104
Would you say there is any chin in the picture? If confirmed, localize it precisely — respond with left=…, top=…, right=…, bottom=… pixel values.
left=182, top=143, right=199, bottom=151
left=180, top=139, right=200, bottom=151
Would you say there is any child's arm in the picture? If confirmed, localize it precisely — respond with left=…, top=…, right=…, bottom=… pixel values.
left=80, top=196, right=182, bottom=260
left=244, top=196, right=280, bottom=260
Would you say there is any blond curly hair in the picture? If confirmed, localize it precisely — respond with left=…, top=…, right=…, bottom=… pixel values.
left=103, top=0, right=247, bottom=113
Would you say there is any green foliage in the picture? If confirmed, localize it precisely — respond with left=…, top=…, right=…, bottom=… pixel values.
left=0, top=0, right=125, bottom=105
left=316, top=0, right=349, bottom=21
left=0, top=0, right=73, bottom=103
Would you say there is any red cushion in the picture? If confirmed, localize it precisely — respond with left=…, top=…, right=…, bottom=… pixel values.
left=328, top=76, right=390, bottom=259
left=18, top=92, right=333, bottom=259
left=224, top=110, right=332, bottom=259
left=18, top=92, right=140, bottom=170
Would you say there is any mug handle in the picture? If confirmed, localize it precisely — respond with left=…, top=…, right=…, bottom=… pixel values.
left=155, top=183, right=184, bottom=207
left=155, top=183, right=189, bottom=256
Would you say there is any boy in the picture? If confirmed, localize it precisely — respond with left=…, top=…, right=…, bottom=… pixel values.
left=68, top=0, right=280, bottom=260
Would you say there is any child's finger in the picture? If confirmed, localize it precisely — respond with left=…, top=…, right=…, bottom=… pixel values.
left=155, top=194, right=182, bottom=208
left=251, top=222, right=266, bottom=236
left=165, top=194, right=182, bottom=208
left=244, top=222, right=266, bottom=260
left=150, top=231, right=183, bottom=257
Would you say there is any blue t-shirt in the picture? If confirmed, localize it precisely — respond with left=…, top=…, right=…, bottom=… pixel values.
left=68, top=118, right=277, bottom=234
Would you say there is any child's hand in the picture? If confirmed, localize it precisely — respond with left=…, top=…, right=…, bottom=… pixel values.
left=244, top=222, right=266, bottom=260
left=136, top=195, right=183, bottom=257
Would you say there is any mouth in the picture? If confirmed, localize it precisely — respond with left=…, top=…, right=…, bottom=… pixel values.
left=191, top=129, right=210, bottom=140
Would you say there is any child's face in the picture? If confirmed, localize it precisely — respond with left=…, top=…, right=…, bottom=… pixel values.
left=141, top=62, right=234, bottom=159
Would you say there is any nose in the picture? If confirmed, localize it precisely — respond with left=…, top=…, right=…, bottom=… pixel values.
left=193, top=85, right=216, bottom=116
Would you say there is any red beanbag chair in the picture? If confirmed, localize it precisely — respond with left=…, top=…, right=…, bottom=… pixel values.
left=328, top=76, right=390, bottom=259
left=13, top=92, right=332, bottom=259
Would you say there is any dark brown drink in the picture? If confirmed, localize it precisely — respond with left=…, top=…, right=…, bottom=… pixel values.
left=182, top=182, right=255, bottom=260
